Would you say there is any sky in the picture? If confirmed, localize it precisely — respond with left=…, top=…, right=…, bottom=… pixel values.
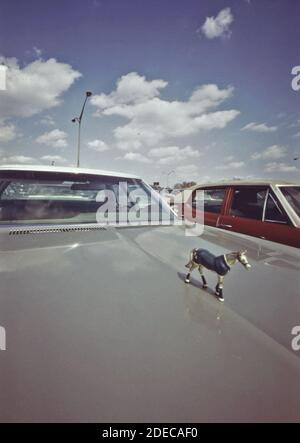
left=0, top=0, right=300, bottom=186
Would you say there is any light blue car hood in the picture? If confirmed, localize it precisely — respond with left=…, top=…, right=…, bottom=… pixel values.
left=0, top=224, right=300, bottom=422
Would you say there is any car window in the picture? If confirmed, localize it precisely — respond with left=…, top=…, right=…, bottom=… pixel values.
left=230, top=187, right=267, bottom=220
left=264, top=193, right=289, bottom=224
left=1, top=180, right=99, bottom=201
left=192, top=188, right=225, bottom=214
left=0, top=171, right=175, bottom=226
left=279, top=186, right=300, bottom=218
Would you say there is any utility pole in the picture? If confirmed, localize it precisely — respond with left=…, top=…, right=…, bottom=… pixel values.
left=72, top=91, right=92, bottom=168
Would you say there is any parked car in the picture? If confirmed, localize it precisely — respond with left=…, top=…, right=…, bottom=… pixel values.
left=176, top=180, right=300, bottom=248
left=1, top=166, right=300, bottom=422
left=161, top=188, right=184, bottom=207
left=160, top=188, right=175, bottom=206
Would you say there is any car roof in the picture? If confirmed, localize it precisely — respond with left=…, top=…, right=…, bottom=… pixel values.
left=0, top=164, right=140, bottom=179
left=190, top=179, right=300, bottom=189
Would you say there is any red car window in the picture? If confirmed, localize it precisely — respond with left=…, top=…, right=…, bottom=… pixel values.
left=264, top=193, right=289, bottom=224
left=192, top=188, right=225, bottom=214
left=280, top=186, right=300, bottom=218
left=229, top=187, right=267, bottom=220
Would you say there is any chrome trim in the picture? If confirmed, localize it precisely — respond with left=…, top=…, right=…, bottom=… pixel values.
left=262, top=188, right=270, bottom=222
left=264, top=219, right=289, bottom=225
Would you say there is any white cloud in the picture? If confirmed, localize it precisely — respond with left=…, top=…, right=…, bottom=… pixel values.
left=0, top=154, right=35, bottom=164
left=122, top=152, right=152, bottom=163
left=241, top=122, right=277, bottom=132
left=87, top=139, right=109, bottom=152
left=175, top=164, right=199, bottom=180
left=91, top=72, right=167, bottom=111
left=292, top=131, right=300, bottom=138
left=116, top=139, right=143, bottom=151
left=290, top=118, right=300, bottom=128
left=251, top=145, right=286, bottom=160
left=33, top=47, right=43, bottom=57
left=149, top=145, right=199, bottom=158
left=91, top=73, right=239, bottom=151
left=40, top=115, right=55, bottom=126
left=264, top=162, right=298, bottom=173
left=26, top=47, right=43, bottom=58
left=0, top=124, right=17, bottom=142
left=149, top=145, right=201, bottom=165
left=40, top=155, right=67, bottom=163
left=200, top=8, right=234, bottom=39
left=216, top=161, right=245, bottom=170
left=288, top=119, right=300, bottom=130
left=0, top=56, right=81, bottom=120
left=36, top=129, right=68, bottom=148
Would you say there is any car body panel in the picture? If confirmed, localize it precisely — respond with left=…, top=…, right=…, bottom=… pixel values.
left=0, top=164, right=139, bottom=180
left=217, top=212, right=298, bottom=245
left=1, top=224, right=300, bottom=422
left=191, top=186, right=229, bottom=227
left=180, top=181, right=300, bottom=248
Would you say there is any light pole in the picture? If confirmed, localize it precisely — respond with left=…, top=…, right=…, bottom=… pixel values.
left=166, top=170, right=175, bottom=188
left=72, top=91, right=92, bottom=168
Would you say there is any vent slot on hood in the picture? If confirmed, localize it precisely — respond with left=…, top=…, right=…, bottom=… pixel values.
left=9, top=225, right=107, bottom=236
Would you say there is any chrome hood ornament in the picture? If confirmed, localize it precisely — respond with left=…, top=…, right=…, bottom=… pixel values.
left=185, top=248, right=251, bottom=302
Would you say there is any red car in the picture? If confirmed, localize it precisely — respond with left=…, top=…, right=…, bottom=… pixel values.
left=176, top=180, right=300, bottom=249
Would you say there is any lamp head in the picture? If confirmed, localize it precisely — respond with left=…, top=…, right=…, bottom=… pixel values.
left=86, top=91, right=92, bottom=97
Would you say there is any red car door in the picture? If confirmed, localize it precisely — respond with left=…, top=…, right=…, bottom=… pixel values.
left=217, top=186, right=299, bottom=248
left=187, top=187, right=228, bottom=226
left=216, top=186, right=268, bottom=238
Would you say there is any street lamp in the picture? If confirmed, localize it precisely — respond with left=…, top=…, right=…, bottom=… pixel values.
left=166, top=170, right=175, bottom=188
left=72, top=91, right=92, bottom=168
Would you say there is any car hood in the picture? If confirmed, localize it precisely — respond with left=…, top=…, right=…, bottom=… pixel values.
left=1, top=224, right=300, bottom=422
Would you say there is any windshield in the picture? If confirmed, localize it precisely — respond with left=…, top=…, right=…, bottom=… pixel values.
left=279, top=186, right=300, bottom=218
left=0, top=170, right=175, bottom=226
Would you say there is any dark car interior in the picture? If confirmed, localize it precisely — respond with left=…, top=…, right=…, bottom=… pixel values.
left=230, top=188, right=267, bottom=220
left=229, top=187, right=289, bottom=224
left=191, top=188, right=225, bottom=214
left=0, top=171, right=174, bottom=225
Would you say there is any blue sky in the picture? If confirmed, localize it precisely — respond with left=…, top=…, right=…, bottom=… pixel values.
left=0, top=0, right=299, bottom=185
